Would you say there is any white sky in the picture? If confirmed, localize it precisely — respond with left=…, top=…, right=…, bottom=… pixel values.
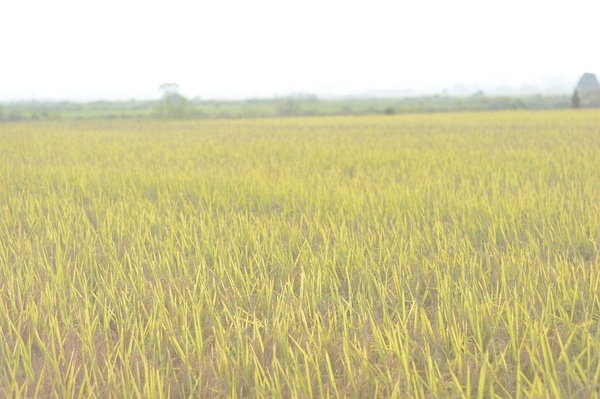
left=1, top=0, right=599, bottom=101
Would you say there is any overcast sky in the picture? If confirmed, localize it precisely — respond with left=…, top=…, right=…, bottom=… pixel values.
left=1, top=0, right=598, bottom=101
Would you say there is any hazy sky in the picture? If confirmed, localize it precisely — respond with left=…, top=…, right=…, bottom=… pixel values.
left=1, top=0, right=598, bottom=101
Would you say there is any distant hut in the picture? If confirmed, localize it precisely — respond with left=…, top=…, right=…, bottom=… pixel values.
left=574, top=73, right=600, bottom=107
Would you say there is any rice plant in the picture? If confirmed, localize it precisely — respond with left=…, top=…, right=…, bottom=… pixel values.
left=0, top=110, right=599, bottom=397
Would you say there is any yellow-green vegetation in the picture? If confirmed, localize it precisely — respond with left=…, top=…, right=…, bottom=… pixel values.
left=1, top=111, right=599, bottom=398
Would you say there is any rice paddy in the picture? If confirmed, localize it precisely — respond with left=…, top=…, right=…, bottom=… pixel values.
left=1, top=110, right=599, bottom=397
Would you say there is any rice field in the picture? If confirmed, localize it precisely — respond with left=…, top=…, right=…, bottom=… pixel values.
left=0, top=110, right=599, bottom=398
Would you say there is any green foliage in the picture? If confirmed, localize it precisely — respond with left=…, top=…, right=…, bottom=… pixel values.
left=152, top=83, right=190, bottom=119
left=0, top=94, right=576, bottom=121
left=277, top=93, right=319, bottom=116
left=1, top=111, right=599, bottom=397
left=152, top=92, right=189, bottom=119
left=6, top=110, right=24, bottom=121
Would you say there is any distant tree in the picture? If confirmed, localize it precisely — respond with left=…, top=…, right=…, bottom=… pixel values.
left=571, top=90, right=580, bottom=109
left=511, top=99, right=526, bottom=110
left=278, top=95, right=297, bottom=116
left=7, top=110, right=24, bottom=121
left=277, top=92, right=318, bottom=116
left=154, top=83, right=189, bottom=119
left=159, top=83, right=180, bottom=96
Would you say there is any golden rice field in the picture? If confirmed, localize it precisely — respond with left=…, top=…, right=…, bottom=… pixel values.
left=1, top=111, right=599, bottom=398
